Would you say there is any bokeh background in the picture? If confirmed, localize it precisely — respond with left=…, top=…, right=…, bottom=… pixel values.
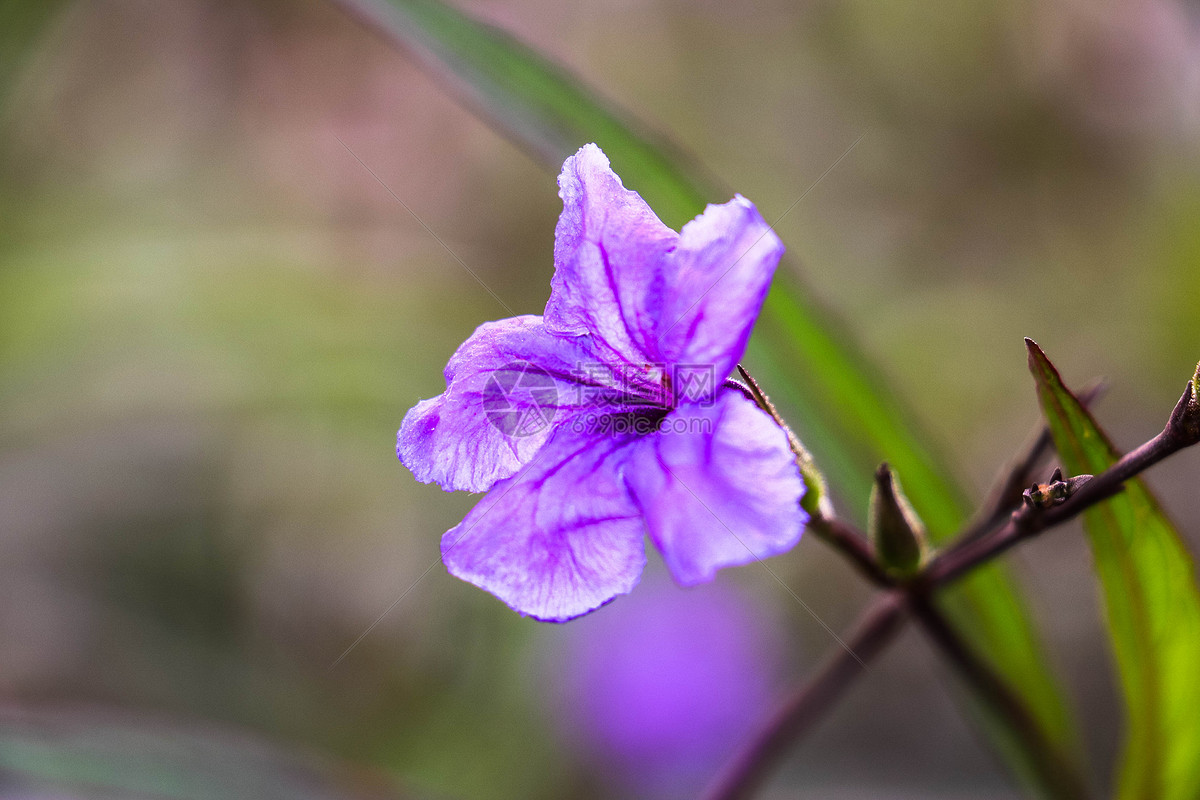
left=2, top=0, right=1199, bottom=797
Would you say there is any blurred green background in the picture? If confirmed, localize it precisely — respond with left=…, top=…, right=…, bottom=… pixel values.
left=1, top=0, right=1199, bottom=798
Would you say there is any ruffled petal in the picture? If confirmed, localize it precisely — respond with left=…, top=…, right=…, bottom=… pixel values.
left=546, top=145, right=783, bottom=403
left=624, top=390, right=806, bottom=586
left=398, top=315, right=628, bottom=493
left=657, top=197, right=784, bottom=393
left=546, top=144, right=677, bottom=375
left=441, top=425, right=646, bottom=622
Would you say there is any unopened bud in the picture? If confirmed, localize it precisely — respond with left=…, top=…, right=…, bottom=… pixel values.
left=796, top=442, right=833, bottom=520
left=868, top=463, right=927, bottom=577
left=1166, top=364, right=1200, bottom=445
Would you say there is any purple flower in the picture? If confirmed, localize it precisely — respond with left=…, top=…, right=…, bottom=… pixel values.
left=398, top=144, right=806, bottom=621
left=550, top=576, right=782, bottom=798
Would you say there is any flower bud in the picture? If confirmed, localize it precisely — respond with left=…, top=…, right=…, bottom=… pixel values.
left=868, top=463, right=927, bottom=577
left=1166, top=362, right=1200, bottom=445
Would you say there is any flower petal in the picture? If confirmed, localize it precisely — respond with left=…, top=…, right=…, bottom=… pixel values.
left=657, top=197, right=784, bottom=390
left=625, top=391, right=806, bottom=585
left=546, top=144, right=677, bottom=373
left=398, top=315, right=627, bottom=493
left=442, top=425, right=646, bottom=622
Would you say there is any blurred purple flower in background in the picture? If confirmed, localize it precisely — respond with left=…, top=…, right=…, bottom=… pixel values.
left=548, top=575, right=782, bottom=798
left=398, top=144, right=806, bottom=621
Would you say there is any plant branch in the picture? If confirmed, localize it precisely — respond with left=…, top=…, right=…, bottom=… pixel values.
left=908, top=594, right=1091, bottom=799
left=704, top=373, right=1198, bottom=800
left=959, top=381, right=1106, bottom=544
left=700, top=593, right=907, bottom=800
left=928, top=379, right=1200, bottom=586
left=808, top=515, right=893, bottom=588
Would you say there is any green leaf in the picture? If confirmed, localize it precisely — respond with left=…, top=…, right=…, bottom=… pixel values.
left=337, top=0, right=715, bottom=230
left=0, top=705, right=412, bottom=800
left=340, top=0, right=1083, bottom=790
left=1028, top=340, right=1200, bottom=799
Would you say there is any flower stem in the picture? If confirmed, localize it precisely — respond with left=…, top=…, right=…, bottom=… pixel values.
left=706, top=377, right=1200, bottom=800
left=908, top=593, right=1092, bottom=799
left=958, top=380, right=1106, bottom=545
left=808, top=515, right=893, bottom=587
left=700, top=593, right=907, bottom=800
left=927, top=380, right=1199, bottom=586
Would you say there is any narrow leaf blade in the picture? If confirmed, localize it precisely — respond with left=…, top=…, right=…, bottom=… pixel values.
left=340, top=0, right=1084, bottom=790
left=0, top=705, right=409, bottom=800
left=1028, top=340, right=1200, bottom=799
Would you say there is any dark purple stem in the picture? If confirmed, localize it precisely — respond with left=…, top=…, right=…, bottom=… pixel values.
left=928, top=380, right=1199, bottom=586
left=700, top=593, right=907, bottom=800
left=705, top=378, right=1199, bottom=800
left=908, top=593, right=1091, bottom=799
left=958, top=381, right=1106, bottom=544
left=809, top=515, right=893, bottom=587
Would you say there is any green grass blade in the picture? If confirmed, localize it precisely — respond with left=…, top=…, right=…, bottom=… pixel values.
left=1028, top=341, right=1200, bottom=799
left=336, top=0, right=716, bottom=229
left=0, top=706, right=412, bottom=800
left=340, top=0, right=1084, bottom=790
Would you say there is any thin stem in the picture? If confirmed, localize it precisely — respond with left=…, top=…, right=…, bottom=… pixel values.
left=929, top=388, right=1198, bottom=585
left=701, top=593, right=907, bottom=800
left=959, top=381, right=1106, bottom=544
left=908, top=594, right=1091, bottom=799
left=703, top=377, right=1199, bottom=800
left=808, top=515, right=893, bottom=588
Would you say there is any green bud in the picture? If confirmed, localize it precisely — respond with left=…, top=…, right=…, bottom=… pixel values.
left=735, top=364, right=833, bottom=518
left=793, top=434, right=833, bottom=520
left=868, top=463, right=927, bottom=577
